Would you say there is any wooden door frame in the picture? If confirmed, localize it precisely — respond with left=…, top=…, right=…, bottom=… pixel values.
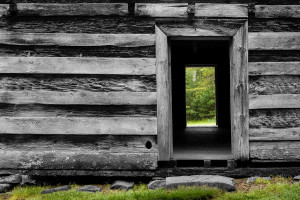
left=156, top=19, right=249, bottom=161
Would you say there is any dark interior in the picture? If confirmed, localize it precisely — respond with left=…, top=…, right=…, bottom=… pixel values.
left=171, top=39, right=232, bottom=160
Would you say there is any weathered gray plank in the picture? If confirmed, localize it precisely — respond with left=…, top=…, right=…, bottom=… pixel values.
left=0, top=4, right=9, bottom=17
left=249, top=76, right=300, bottom=95
left=195, top=3, right=248, bottom=18
left=0, top=117, right=157, bottom=135
left=0, top=31, right=155, bottom=47
left=135, top=3, right=188, bottom=17
left=0, top=57, right=156, bottom=75
left=255, top=5, right=300, bottom=18
left=0, top=91, right=156, bottom=105
left=249, top=32, right=300, bottom=50
left=250, top=109, right=300, bottom=128
left=249, top=62, right=300, bottom=76
left=250, top=128, right=300, bottom=141
left=250, top=141, right=300, bottom=160
left=17, top=3, right=128, bottom=16
left=250, top=94, right=300, bottom=109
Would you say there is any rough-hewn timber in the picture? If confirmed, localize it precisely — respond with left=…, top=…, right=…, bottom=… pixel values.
left=0, top=4, right=9, bottom=17
left=249, top=94, right=300, bottom=109
left=249, top=62, right=300, bottom=76
left=255, top=5, right=300, bottom=18
left=195, top=3, right=248, bottom=18
left=250, top=128, right=300, bottom=141
left=135, top=3, right=188, bottom=17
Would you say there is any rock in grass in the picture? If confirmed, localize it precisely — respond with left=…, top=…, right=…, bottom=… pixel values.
left=110, top=181, right=134, bottom=190
left=294, top=175, right=300, bottom=181
left=0, top=184, right=13, bottom=193
left=148, top=180, right=166, bottom=190
left=41, top=185, right=71, bottom=194
left=0, top=175, right=22, bottom=184
left=246, top=176, right=260, bottom=183
left=165, top=175, right=236, bottom=192
left=77, top=185, right=101, bottom=193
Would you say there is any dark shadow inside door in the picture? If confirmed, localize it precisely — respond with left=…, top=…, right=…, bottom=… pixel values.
left=171, top=40, right=232, bottom=160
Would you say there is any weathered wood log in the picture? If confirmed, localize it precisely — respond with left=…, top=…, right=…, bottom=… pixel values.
left=250, top=94, right=300, bottom=109
left=249, top=32, right=300, bottom=50
left=135, top=3, right=188, bottom=17
left=0, top=117, right=157, bottom=135
left=250, top=141, right=300, bottom=160
left=0, top=4, right=9, bottom=17
left=250, top=128, right=300, bottom=141
left=255, top=5, right=300, bottom=18
left=249, top=51, right=300, bottom=62
left=0, top=31, right=155, bottom=47
left=195, top=3, right=248, bottom=18
left=0, top=91, right=156, bottom=105
left=0, top=57, right=156, bottom=75
left=249, top=76, right=300, bottom=95
left=0, top=75, right=156, bottom=92
left=17, top=3, right=128, bottom=16
left=0, top=151, right=157, bottom=170
left=249, top=62, right=300, bottom=76
left=249, top=19, right=300, bottom=32
left=250, top=109, right=300, bottom=128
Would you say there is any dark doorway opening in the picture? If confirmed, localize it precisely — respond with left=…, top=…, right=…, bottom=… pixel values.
left=171, top=40, right=232, bottom=160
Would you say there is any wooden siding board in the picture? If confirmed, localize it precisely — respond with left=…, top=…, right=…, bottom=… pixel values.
left=255, top=5, right=300, bottom=18
left=135, top=3, right=188, bottom=18
left=0, top=4, right=9, bottom=17
left=249, top=94, right=300, bottom=109
left=0, top=117, right=157, bottom=135
left=249, top=62, right=300, bottom=76
left=17, top=3, right=128, bottom=16
left=0, top=57, right=156, bottom=75
left=195, top=3, right=248, bottom=18
left=250, top=128, right=300, bottom=141
left=249, top=51, right=300, bottom=62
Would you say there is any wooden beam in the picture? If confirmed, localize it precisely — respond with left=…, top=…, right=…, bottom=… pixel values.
left=0, top=31, right=155, bottom=47
left=17, top=3, right=128, bottom=16
left=0, top=57, right=156, bottom=75
left=249, top=94, right=300, bottom=109
left=195, top=3, right=248, bottom=18
left=249, top=62, right=300, bottom=76
left=250, top=141, right=300, bottom=160
left=255, top=5, right=300, bottom=18
left=249, top=32, right=300, bottom=50
left=250, top=128, right=300, bottom=141
left=0, top=4, right=9, bottom=17
left=0, top=117, right=157, bottom=135
left=135, top=3, right=188, bottom=17
left=0, top=91, right=157, bottom=105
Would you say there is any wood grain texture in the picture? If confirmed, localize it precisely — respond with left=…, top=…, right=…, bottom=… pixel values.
left=195, top=3, right=248, bottom=18
left=249, top=32, right=300, bottom=50
left=250, top=109, right=300, bottom=128
left=0, top=117, right=157, bottom=135
left=250, top=141, right=300, bottom=160
left=250, top=128, right=300, bottom=141
left=0, top=91, right=157, bottom=105
left=135, top=3, right=188, bottom=17
left=0, top=31, right=155, bottom=47
left=0, top=4, right=9, bottom=17
left=249, top=19, right=300, bottom=32
left=255, top=5, right=300, bottom=18
left=249, top=76, right=300, bottom=95
left=0, top=57, right=156, bottom=75
left=17, top=3, right=128, bottom=16
left=0, top=104, right=157, bottom=117
left=249, top=62, right=300, bottom=76
left=250, top=94, right=300, bottom=109
left=0, top=75, right=156, bottom=92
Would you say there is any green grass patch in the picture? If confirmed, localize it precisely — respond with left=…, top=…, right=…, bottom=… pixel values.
left=187, top=118, right=216, bottom=126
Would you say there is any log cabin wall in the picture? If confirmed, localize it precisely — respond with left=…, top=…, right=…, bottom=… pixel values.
left=0, top=0, right=299, bottom=174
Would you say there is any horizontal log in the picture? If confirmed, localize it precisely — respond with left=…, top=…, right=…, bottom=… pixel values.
left=250, top=109, right=300, bottom=128
left=249, top=75, right=300, bottom=95
left=17, top=3, right=128, bottom=16
left=249, top=50, right=300, bottom=62
left=249, top=32, right=300, bottom=50
left=249, top=94, right=300, bottom=109
left=0, top=151, right=157, bottom=170
left=250, top=141, right=300, bottom=160
left=255, top=5, right=300, bottom=18
left=135, top=3, right=188, bottom=17
left=195, top=3, right=248, bottom=18
left=0, top=4, right=9, bottom=17
left=0, top=75, right=156, bottom=92
left=249, top=19, right=300, bottom=32
left=0, top=91, right=156, bottom=105
left=0, top=31, right=155, bottom=47
left=249, top=62, right=300, bottom=75
left=0, top=117, right=157, bottom=135
left=0, top=57, right=156, bottom=75
left=250, top=128, right=300, bottom=141
left=0, top=105, right=157, bottom=117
